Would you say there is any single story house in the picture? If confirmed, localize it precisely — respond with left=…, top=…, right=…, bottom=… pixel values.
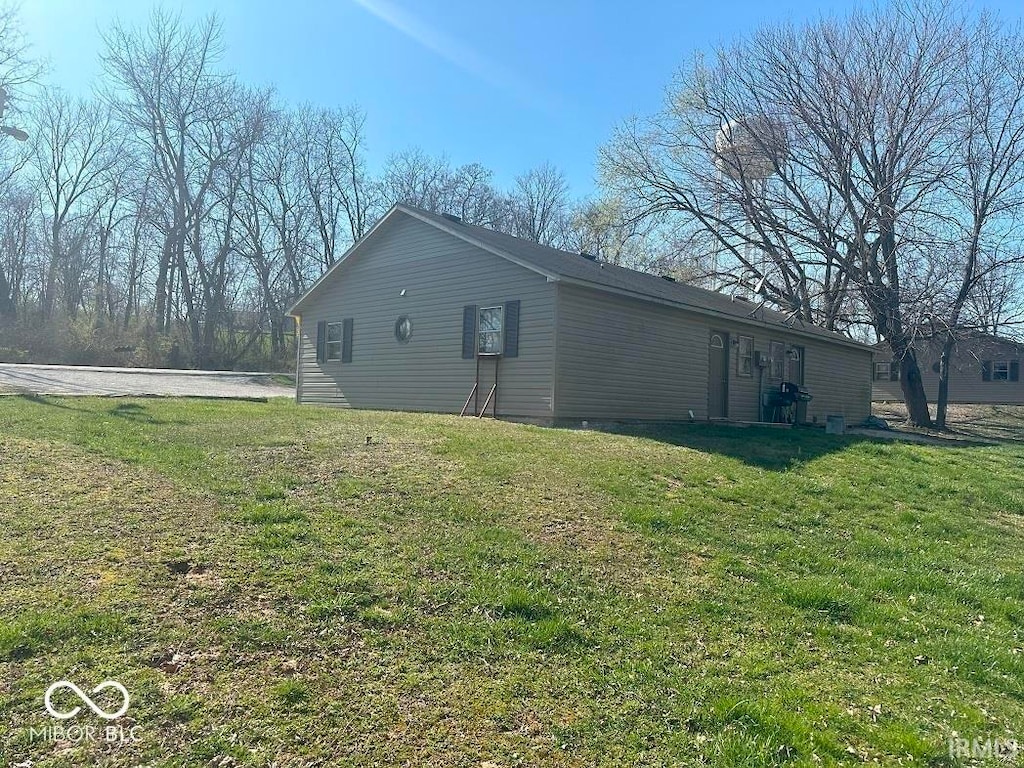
left=287, top=204, right=873, bottom=424
left=872, top=333, right=1024, bottom=404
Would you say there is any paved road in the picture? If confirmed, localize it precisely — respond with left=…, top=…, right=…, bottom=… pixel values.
left=0, top=363, right=294, bottom=399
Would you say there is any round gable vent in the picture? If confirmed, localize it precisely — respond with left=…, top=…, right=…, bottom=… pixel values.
left=395, top=315, right=413, bottom=343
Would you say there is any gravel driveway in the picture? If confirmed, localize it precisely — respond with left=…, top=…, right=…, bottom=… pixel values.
left=0, top=363, right=294, bottom=399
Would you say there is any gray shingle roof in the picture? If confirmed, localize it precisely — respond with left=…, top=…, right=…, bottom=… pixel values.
left=402, top=205, right=869, bottom=350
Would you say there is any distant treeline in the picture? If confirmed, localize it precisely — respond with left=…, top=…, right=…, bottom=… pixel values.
left=0, top=9, right=670, bottom=371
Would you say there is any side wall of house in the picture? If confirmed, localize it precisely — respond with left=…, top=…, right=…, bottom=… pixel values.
left=727, top=327, right=872, bottom=425
left=553, top=284, right=710, bottom=420
left=792, top=334, right=873, bottom=424
left=553, top=284, right=872, bottom=423
left=296, top=212, right=556, bottom=418
left=872, top=344, right=1024, bottom=404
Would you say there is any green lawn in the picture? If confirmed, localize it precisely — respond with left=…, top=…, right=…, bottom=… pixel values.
left=1, top=397, right=1022, bottom=767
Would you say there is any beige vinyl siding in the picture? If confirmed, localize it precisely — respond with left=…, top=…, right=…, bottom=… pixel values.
left=727, top=331, right=872, bottom=424
left=554, top=284, right=713, bottom=420
left=554, top=283, right=872, bottom=423
left=872, top=344, right=1024, bottom=404
left=728, top=333, right=761, bottom=421
left=296, top=212, right=555, bottom=417
left=872, top=380, right=902, bottom=401
left=795, top=336, right=872, bottom=423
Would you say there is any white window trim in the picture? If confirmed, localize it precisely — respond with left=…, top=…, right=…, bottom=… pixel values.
left=325, top=321, right=344, bottom=361
left=993, top=360, right=1010, bottom=381
left=874, top=362, right=891, bottom=381
left=478, top=305, right=503, bottom=355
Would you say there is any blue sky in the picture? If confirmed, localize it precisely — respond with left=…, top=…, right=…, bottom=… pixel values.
left=21, top=0, right=1024, bottom=198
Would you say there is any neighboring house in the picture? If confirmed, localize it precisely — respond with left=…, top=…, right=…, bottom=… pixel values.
left=872, top=334, right=1024, bottom=404
left=287, top=204, right=873, bottom=424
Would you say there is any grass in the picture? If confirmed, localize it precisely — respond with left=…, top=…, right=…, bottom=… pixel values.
left=0, top=396, right=1022, bottom=766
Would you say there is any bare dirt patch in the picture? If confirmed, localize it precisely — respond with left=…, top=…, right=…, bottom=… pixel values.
left=873, top=402, right=1024, bottom=443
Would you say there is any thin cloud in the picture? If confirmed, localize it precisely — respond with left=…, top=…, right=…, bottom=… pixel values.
left=351, top=0, right=559, bottom=112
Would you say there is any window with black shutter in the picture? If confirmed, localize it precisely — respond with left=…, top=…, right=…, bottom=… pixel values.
left=982, top=360, right=992, bottom=381
left=1012, top=360, right=1020, bottom=382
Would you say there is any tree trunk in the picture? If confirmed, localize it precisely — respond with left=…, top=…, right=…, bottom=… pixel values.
left=894, top=345, right=932, bottom=428
left=0, top=264, right=16, bottom=322
left=934, top=334, right=955, bottom=430
left=271, top=315, right=285, bottom=359
left=154, top=235, right=173, bottom=333
left=176, top=250, right=202, bottom=367
left=94, top=226, right=108, bottom=328
left=43, top=240, right=60, bottom=322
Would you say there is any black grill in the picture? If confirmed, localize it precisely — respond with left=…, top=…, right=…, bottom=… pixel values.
left=766, top=382, right=813, bottom=422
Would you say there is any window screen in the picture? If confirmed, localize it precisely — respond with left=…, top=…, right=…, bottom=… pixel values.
left=737, top=336, right=753, bottom=377
left=325, top=322, right=344, bottom=361
left=769, top=340, right=785, bottom=379
left=478, top=306, right=503, bottom=354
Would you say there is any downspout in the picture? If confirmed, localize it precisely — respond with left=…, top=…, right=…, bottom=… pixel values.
left=757, top=361, right=765, bottom=422
left=292, top=314, right=302, bottom=405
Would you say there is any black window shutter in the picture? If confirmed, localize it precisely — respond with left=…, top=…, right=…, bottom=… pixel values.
left=462, top=305, right=477, bottom=359
left=316, top=320, right=327, bottom=363
left=342, top=318, right=353, bottom=363
left=982, top=360, right=992, bottom=381
left=1011, top=360, right=1020, bottom=382
left=503, top=300, right=520, bottom=358
left=890, top=362, right=899, bottom=381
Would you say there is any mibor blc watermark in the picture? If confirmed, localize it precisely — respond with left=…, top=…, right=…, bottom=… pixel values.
left=948, top=734, right=1019, bottom=761
left=28, top=680, right=141, bottom=744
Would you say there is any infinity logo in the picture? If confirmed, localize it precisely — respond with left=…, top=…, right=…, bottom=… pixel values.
left=44, top=680, right=130, bottom=720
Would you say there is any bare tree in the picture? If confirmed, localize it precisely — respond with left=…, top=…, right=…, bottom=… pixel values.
left=508, top=162, right=570, bottom=246
left=1, top=3, right=599, bottom=372
left=599, top=1, right=1024, bottom=427
left=101, top=11, right=274, bottom=366
left=379, top=148, right=450, bottom=214
left=101, top=10, right=229, bottom=338
left=924, top=13, right=1024, bottom=428
left=444, top=162, right=505, bottom=227
left=967, top=264, right=1024, bottom=337
left=0, top=4, right=41, bottom=90
left=32, top=90, right=119, bottom=320
left=0, top=4, right=39, bottom=322
left=299, top=105, right=373, bottom=269
left=0, top=184, right=33, bottom=319
left=378, top=148, right=508, bottom=228
left=563, top=196, right=663, bottom=269
left=236, top=104, right=315, bottom=359
left=115, top=167, right=159, bottom=329
left=0, top=1, right=42, bottom=164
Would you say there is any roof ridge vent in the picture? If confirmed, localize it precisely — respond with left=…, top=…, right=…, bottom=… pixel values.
left=579, top=251, right=597, bottom=261
left=661, top=274, right=676, bottom=282
left=441, top=213, right=462, bottom=224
